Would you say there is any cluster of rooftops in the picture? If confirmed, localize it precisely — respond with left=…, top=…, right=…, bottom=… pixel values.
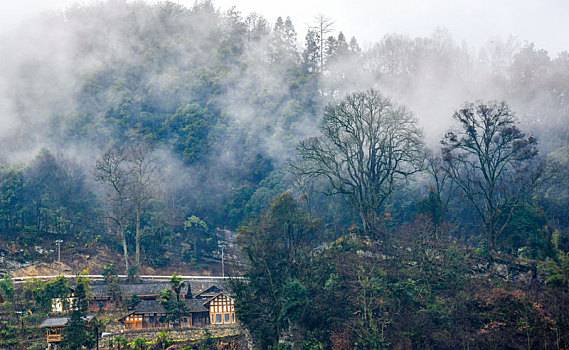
left=40, top=278, right=237, bottom=343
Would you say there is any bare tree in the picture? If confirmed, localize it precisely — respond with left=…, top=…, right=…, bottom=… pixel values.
left=312, top=14, right=334, bottom=72
left=128, top=143, right=160, bottom=270
left=94, top=142, right=160, bottom=275
left=419, top=155, right=459, bottom=238
left=93, top=146, right=132, bottom=274
left=295, top=89, right=425, bottom=234
left=441, top=101, right=538, bottom=248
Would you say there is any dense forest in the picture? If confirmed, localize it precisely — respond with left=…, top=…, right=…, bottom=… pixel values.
left=0, top=0, right=569, bottom=348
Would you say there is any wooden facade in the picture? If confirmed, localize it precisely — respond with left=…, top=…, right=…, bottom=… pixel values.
left=123, top=313, right=176, bottom=330
left=46, top=327, right=63, bottom=343
left=117, top=292, right=237, bottom=330
left=118, top=298, right=210, bottom=330
left=123, top=312, right=196, bottom=330
left=89, top=298, right=118, bottom=312
left=206, top=293, right=236, bottom=325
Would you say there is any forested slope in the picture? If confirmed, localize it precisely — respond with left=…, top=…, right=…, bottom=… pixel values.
left=0, top=0, right=566, bottom=280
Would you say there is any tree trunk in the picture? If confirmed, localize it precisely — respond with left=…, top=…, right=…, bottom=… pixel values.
left=359, top=206, right=378, bottom=236
left=359, top=210, right=369, bottom=235
left=122, top=232, right=129, bottom=275
left=488, top=211, right=497, bottom=250
left=135, top=207, right=141, bottom=272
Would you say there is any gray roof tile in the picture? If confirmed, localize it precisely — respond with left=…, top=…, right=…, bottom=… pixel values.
left=90, top=279, right=229, bottom=298
left=40, top=315, right=95, bottom=328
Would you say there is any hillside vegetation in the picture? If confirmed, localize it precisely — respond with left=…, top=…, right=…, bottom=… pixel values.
left=0, top=1, right=568, bottom=348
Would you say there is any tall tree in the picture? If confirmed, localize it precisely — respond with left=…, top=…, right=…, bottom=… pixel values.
left=183, top=215, right=211, bottom=263
left=245, top=13, right=269, bottom=42
left=349, top=36, right=361, bottom=53
left=270, top=16, right=298, bottom=64
left=169, top=274, right=185, bottom=302
left=94, top=142, right=160, bottom=275
left=232, top=193, right=318, bottom=348
left=295, top=89, right=425, bottom=234
left=94, top=146, right=133, bottom=275
left=336, top=32, right=349, bottom=55
left=303, top=29, right=320, bottom=73
left=441, top=101, right=538, bottom=247
left=312, top=14, right=335, bottom=72
left=128, top=143, right=160, bottom=271
left=283, top=17, right=297, bottom=49
left=159, top=283, right=188, bottom=325
left=0, top=165, right=23, bottom=235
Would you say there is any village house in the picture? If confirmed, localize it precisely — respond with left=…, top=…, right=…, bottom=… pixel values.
left=119, top=298, right=209, bottom=329
left=39, top=315, right=95, bottom=349
left=87, top=279, right=225, bottom=310
left=117, top=282, right=238, bottom=330
left=51, top=295, right=75, bottom=313
left=51, top=280, right=192, bottom=312
left=89, top=280, right=190, bottom=311
left=205, top=292, right=236, bottom=325
left=46, top=278, right=238, bottom=333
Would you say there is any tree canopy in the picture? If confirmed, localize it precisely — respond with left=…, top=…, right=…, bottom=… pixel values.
left=441, top=101, right=539, bottom=247
left=296, top=89, right=425, bottom=234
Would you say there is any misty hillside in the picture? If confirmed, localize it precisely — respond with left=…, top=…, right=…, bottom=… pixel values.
left=1, top=1, right=569, bottom=348
left=0, top=0, right=567, bottom=268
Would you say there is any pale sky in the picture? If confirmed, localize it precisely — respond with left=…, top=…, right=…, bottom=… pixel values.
left=1, top=0, right=568, bottom=55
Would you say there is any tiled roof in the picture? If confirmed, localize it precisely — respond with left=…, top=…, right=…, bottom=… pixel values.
left=188, top=281, right=227, bottom=298
left=39, top=315, right=95, bottom=328
left=135, top=300, right=166, bottom=313
left=40, top=317, right=68, bottom=327
left=185, top=299, right=208, bottom=313
left=131, top=299, right=208, bottom=314
left=90, top=279, right=228, bottom=298
left=90, top=281, right=188, bottom=297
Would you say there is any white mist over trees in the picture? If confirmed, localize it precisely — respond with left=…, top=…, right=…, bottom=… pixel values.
left=0, top=0, right=566, bottom=270
left=2, top=2, right=569, bottom=349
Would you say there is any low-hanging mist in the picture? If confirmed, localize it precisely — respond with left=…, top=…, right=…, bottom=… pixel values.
left=0, top=0, right=567, bottom=267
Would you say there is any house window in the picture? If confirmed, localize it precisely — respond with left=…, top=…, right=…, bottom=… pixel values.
left=232, top=313, right=235, bottom=323
left=149, top=316, right=154, bottom=323
left=224, top=313, right=230, bottom=323
left=215, top=314, right=222, bottom=324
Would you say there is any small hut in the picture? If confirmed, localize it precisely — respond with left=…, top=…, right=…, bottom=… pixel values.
left=39, top=315, right=95, bottom=348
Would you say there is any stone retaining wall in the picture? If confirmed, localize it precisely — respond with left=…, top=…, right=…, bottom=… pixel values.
left=100, top=324, right=243, bottom=348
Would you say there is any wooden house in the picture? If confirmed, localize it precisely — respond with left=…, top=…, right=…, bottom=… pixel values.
left=88, top=280, right=224, bottom=311
left=204, top=292, right=236, bottom=325
left=89, top=281, right=192, bottom=311
left=39, top=315, right=95, bottom=348
left=50, top=286, right=76, bottom=313
left=116, top=283, right=237, bottom=330
left=51, top=296, right=76, bottom=313
left=118, top=298, right=210, bottom=330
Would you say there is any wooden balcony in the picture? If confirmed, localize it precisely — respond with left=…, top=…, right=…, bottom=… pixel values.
left=47, top=334, right=62, bottom=342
